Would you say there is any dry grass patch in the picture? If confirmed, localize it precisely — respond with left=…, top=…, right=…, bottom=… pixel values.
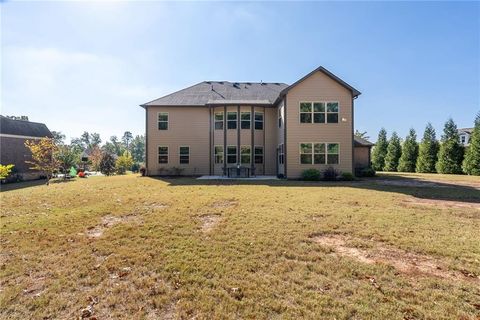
left=312, top=233, right=479, bottom=282
left=403, top=197, right=480, bottom=211
left=1, top=173, right=479, bottom=319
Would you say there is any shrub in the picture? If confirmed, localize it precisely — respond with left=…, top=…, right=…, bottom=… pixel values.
left=340, top=172, right=354, bottom=181
left=116, top=151, right=134, bottom=175
left=0, top=164, right=15, bottom=180
left=322, top=167, right=338, bottom=181
left=99, top=153, right=116, bottom=176
left=358, top=167, right=376, bottom=177
left=140, top=166, right=146, bottom=176
left=301, top=169, right=321, bottom=181
left=131, top=163, right=140, bottom=173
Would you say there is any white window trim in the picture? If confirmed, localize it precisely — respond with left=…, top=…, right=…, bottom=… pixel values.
left=298, top=101, right=339, bottom=124
left=158, top=145, right=169, bottom=164
left=226, top=145, right=237, bottom=164
left=179, top=146, right=190, bottom=165
left=254, top=111, right=264, bottom=130
left=214, top=145, right=224, bottom=164
left=240, top=111, right=251, bottom=130
left=278, top=144, right=285, bottom=165
left=157, top=112, right=169, bottom=130
left=298, top=142, right=340, bottom=165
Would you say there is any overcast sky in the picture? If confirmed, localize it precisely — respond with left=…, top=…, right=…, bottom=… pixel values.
left=1, top=1, right=479, bottom=143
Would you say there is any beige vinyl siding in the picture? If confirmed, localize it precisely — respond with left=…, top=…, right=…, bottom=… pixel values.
left=147, top=106, right=210, bottom=175
left=276, top=99, right=285, bottom=175
left=285, top=71, right=354, bottom=178
left=264, top=107, right=277, bottom=175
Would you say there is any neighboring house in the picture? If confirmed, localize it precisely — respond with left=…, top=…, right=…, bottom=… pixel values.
left=458, top=128, right=473, bottom=147
left=353, top=136, right=374, bottom=171
left=141, top=66, right=365, bottom=178
left=0, top=115, right=53, bottom=181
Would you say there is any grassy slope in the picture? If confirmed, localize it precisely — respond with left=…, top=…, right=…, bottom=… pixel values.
left=1, top=174, right=479, bottom=319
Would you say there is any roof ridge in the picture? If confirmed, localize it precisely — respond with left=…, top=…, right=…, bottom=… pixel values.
left=140, top=81, right=206, bottom=107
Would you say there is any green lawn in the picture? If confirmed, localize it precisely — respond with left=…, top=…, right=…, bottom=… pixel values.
left=1, top=173, right=479, bottom=319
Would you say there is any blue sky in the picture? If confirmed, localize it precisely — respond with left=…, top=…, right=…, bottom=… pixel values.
left=1, top=1, right=479, bottom=142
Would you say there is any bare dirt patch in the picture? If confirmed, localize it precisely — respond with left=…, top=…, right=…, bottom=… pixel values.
left=313, top=234, right=479, bottom=282
left=85, top=215, right=141, bottom=238
left=199, top=214, right=221, bottom=233
left=373, top=179, right=444, bottom=188
left=210, top=199, right=237, bottom=209
left=403, top=197, right=480, bottom=211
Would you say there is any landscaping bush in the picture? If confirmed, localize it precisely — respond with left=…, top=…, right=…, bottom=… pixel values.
left=99, top=153, right=116, bottom=176
left=116, top=151, right=134, bottom=175
left=131, top=163, right=140, bottom=173
left=140, top=166, right=146, bottom=176
left=301, top=169, right=321, bottom=181
left=340, top=172, right=354, bottom=181
left=322, top=167, right=338, bottom=181
left=357, top=167, right=376, bottom=177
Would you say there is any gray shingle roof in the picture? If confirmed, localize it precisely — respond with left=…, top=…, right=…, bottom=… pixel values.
left=354, top=136, right=374, bottom=147
left=0, top=116, right=53, bottom=138
left=141, top=66, right=361, bottom=108
left=142, top=82, right=288, bottom=107
left=458, top=128, right=473, bottom=134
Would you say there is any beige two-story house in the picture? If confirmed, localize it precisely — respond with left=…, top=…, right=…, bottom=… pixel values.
left=141, top=66, right=370, bottom=178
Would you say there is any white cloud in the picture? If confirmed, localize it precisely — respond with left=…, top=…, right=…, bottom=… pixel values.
left=1, top=46, right=167, bottom=141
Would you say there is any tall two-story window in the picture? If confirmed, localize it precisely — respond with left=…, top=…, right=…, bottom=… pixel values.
left=254, top=146, right=264, bottom=164
left=227, top=146, right=237, bottom=164
left=240, top=146, right=251, bottom=164
left=215, top=112, right=224, bottom=130
left=227, top=112, right=237, bottom=129
left=299, top=102, right=339, bottom=124
left=214, top=146, right=223, bottom=164
left=179, top=146, right=189, bottom=164
left=299, top=143, right=339, bottom=164
left=158, top=146, right=168, bottom=163
left=255, top=112, right=264, bottom=130
left=158, top=113, right=168, bottom=130
left=241, top=112, right=251, bottom=129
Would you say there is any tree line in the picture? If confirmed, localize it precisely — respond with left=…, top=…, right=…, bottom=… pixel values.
left=371, top=114, right=480, bottom=175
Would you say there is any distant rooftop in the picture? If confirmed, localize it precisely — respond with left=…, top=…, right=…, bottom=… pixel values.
left=0, top=115, right=52, bottom=138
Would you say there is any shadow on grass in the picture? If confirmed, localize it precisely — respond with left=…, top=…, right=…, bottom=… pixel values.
left=146, top=175, right=480, bottom=204
left=0, top=178, right=75, bottom=192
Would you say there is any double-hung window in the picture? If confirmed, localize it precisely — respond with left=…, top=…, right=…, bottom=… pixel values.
left=215, top=112, right=224, bottom=130
left=240, top=146, right=251, bottom=164
left=300, top=102, right=339, bottom=124
left=300, top=143, right=339, bottom=164
left=158, top=146, right=168, bottom=164
left=327, top=143, right=339, bottom=164
left=255, top=112, right=263, bottom=130
left=278, top=108, right=282, bottom=128
left=158, top=113, right=168, bottom=130
left=326, top=103, right=339, bottom=123
left=241, top=112, right=251, bottom=129
left=300, top=103, right=312, bottom=123
left=214, top=146, right=224, bottom=164
left=179, top=146, right=189, bottom=164
left=254, top=146, right=264, bottom=164
left=227, top=112, right=237, bottom=129
left=227, top=146, right=237, bottom=164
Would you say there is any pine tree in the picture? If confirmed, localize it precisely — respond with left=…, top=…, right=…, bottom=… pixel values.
left=383, top=132, right=402, bottom=172
left=462, top=112, right=480, bottom=175
left=416, top=123, right=439, bottom=173
left=436, top=118, right=464, bottom=174
left=398, top=129, right=418, bottom=172
left=371, top=128, right=388, bottom=171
